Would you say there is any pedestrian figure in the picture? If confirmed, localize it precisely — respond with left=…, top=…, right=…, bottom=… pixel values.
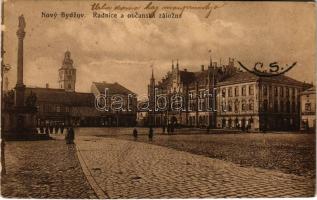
left=60, top=124, right=65, bottom=134
left=40, top=126, right=44, bottom=134
left=49, top=125, right=54, bottom=134
left=54, top=125, right=59, bottom=134
left=149, top=126, right=154, bottom=141
left=171, top=123, right=174, bottom=133
left=167, top=124, right=170, bottom=135
left=133, top=128, right=138, bottom=141
left=69, top=127, right=75, bottom=144
left=45, top=126, right=49, bottom=135
left=65, top=127, right=75, bottom=144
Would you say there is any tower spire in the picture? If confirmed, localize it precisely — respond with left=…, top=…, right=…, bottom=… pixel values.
left=176, top=59, right=179, bottom=70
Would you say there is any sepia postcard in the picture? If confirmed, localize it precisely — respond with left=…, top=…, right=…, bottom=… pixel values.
left=1, top=0, right=316, bottom=198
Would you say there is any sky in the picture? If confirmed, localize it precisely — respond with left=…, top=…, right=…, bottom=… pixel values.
left=3, top=1, right=316, bottom=95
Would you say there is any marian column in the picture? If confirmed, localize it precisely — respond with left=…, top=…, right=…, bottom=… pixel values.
left=15, top=15, right=26, bottom=107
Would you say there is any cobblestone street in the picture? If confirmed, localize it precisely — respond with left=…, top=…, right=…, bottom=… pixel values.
left=76, top=136, right=315, bottom=198
left=1, top=139, right=97, bottom=198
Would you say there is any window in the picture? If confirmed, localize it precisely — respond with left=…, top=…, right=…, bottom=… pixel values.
left=189, top=92, right=193, bottom=99
left=228, top=88, right=233, bottom=97
left=274, top=101, right=278, bottom=112
left=228, top=101, right=232, bottom=112
left=221, top=102, right=226, bottom=112
left=222, top=89, right=226, bottom=97
left=292, top=102, right=295, bottom=113
left=280, top=87, right=284, bottom=97
left=242, top=86, right=246, bottom=96
left=249, top=100, right=254, bottom=111
left=56, top=105, right=60, bottom=112
left=241, top=100, right=246, bottom=111
left=249, top=85, right=254, bottom=95
left=274, top=87, right=278, bottom=96
left=292, top=88, right=295, bottom=97
left=305, top=103, right=311, bottom=111
left=68, top=84, right=71, bottom=89
left=199, top=90, right=204, bottom=98
left=234, top=87, right=239, bottom=96
left=280, top=100, right=284, bottom=112
left=263, top=100, right=268, bottom=112
left=234, top=100, right=239, bottom=113
left=286, top=101, right=290, bottom=113
left=263, top=85, right=267, bottom=96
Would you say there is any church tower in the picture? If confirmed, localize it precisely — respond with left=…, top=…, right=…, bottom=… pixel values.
left=58, top=51, right=76, bottom=92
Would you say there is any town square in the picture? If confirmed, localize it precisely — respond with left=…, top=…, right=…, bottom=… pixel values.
left=1, top=1, right=316, bottom=198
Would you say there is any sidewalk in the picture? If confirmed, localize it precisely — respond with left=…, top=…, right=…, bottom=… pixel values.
left=1, top=138, right=97, bottom=198
left=76, top=136, right=315, bottom=198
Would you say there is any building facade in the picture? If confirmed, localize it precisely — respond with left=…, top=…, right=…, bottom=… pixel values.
left=217, top=72, right=310, bottom=131
left=91, top=81, right=137, bottom=126
left=148, top=58, right=236, bottom=128
left=300, top=86, right=316, bottom=131
left=148, top=59, right=311, bottom=131
left=3, top=50, right=138, bottom=128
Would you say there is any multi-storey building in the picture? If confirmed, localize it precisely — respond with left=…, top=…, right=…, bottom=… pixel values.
left=217, top=72, right=310, bottom=131
left=148, top=58, right=236, bottom=128
left=148, top=59, right=311, bottom=131
left=300, top=86, right=316, bottom=131
left=3, top=51, right=137, bottom=128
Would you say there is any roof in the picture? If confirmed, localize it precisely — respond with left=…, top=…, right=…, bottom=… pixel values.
left=217, top=72, right=258, bottom=86
left=25, top=87, right=95, bottom=106
left=179, top=70, right=196, bottom=84
left=300, top=86, right=316, bottom=95
left=217, top=71, right=309, bottom=87
left=93, top=82, right=135, bottom=95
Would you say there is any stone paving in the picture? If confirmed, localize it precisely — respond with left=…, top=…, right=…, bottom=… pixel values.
left=76, top=136, right=316, bottom=198
left=1, top=138, right=97, bottom=198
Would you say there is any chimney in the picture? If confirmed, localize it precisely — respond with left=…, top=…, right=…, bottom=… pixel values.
left=201, top=65, right=205, bottom=71
left=46, top=83, right=49, bottom=88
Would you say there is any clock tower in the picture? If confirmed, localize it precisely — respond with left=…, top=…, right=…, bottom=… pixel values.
left=58, top=51, right=76, bottom=92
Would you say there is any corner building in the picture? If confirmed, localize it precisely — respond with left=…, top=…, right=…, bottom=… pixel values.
left=217, top=72, right=311, bottom=131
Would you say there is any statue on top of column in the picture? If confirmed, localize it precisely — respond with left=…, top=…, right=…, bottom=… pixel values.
left=18, top=15, right=26, bottom=31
